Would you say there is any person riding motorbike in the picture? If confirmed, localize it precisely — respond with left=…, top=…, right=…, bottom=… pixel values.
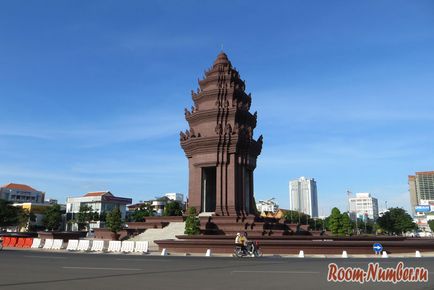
left=243, top=232, right=253, bottom=254
left=234, top=232, right=247, bottom=254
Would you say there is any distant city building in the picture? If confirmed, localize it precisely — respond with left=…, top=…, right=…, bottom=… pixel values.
left=409, top=171, right=434, bottom=216
left=0, top=183, right=45, bottom=203
left=413, top=199, right=434, bottom=233
left=289, top=177, right=318, bottom=217
left=256, top=198, right=279, bottom=214
left=349, top=192, right=379, bottom=220
left=164, top=192, right=184, bottom=203
left=127, top=193, right=185, bottom=217
left=65, top=191, right=132, bottom=231
left=45, top=198, right=58, bottom=204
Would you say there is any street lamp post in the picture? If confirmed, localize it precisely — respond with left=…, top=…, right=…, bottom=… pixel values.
left=355, top=212, right=358, bottom=235
left=364, top=212, right=368, bottom=233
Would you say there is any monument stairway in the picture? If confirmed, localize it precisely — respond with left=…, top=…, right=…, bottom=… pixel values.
left=129, top=222, right=185, bottom=251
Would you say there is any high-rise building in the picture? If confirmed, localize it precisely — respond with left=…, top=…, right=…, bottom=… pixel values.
left=348, top=192, right=379, bottom=220
left=289, top=177, right=318, bottom=217
left=408, top=171, right=434, bottom=216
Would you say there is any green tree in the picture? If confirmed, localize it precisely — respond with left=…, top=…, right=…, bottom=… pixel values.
left=77, top=205, right=95, bottom=231
left=283, top=210, right=309, bottom=224
left=341, top=212, right=352, bottom=236
left=184, top=207, right=200, bottom=235
left=164, top=201, right=183, bottom=216
left=308, top=218, right=325, bottom=231
left=0, top=199, right=22, bottom=229
left=328, top=207, right=342, bottom=235
left=377, top=207, right=417, bottom=235
left=42, top=204, right=62, bottom=231
left=356, top=218, right=375, bottom=234
left=15, top=207, right=36, bottom=232
left=428, top=220, right=434, bottom=233
left=99, top=211, right=107, bottom=222
left=106, top=207, right=122, bottom=233
left=324, top=216, right=330, bottom=231
left=130, top=208, right=153, bottom=222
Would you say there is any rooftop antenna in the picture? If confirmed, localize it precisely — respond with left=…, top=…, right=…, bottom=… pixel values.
left=220, top=43, right=224, bottom=52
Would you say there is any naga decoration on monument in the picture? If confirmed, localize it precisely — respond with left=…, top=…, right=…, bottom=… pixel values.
left=180, top=52, right=263, bottom=216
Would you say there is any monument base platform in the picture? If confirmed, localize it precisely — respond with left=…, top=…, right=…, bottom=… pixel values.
left=198, top=215, right=310, bottom=236
left=155, top=235, right=434, bottom=254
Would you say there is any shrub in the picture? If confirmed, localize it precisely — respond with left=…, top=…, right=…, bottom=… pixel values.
left=184, top=207, right=200, bottom=235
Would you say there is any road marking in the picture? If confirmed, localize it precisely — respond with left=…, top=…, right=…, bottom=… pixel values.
left=62, top=266, right=142, bottom=271
left=115, top=258, right=169, bottom=262
left=24, top=255, right=67, bottom=259
left=231, top=270, right=319, bottom=274
left=342, top=261, right=396, bottom=264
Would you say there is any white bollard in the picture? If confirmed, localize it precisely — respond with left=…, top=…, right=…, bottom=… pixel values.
left=298, top=250, right=304, bottom=258
left=205, top=249, right=212, bottom=257
left=342, top=250, right=348, bottom=258
left=161, top=248, right=168, bottom=256
left=415, top=250, right=422, bottom=258
left=381, top=251, right=388, bottom=258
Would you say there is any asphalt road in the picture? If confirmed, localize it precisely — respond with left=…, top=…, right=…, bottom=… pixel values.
left=0, top=250, right=433, bottom=290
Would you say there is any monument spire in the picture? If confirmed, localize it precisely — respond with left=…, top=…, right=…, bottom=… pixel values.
left=180, top=52, right=262, bottom=216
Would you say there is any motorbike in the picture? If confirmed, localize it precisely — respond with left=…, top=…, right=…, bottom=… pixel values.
left=233, top=241, right=262, bottom=257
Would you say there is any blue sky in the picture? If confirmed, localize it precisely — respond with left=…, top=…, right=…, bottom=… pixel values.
left=1, top=1, right=433, bottom=214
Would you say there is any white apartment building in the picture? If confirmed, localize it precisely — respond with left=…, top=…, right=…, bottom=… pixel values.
left=66, top=191, right=132, bottom=231
left=256, top=198, right=279, bottom=214
left=289, top=177, right=318, bottom=217
left=349, top=192, right=379, bottom=220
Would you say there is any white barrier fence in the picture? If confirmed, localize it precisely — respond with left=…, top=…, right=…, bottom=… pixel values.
left=29, top=238, right=149, bottom=254
left=62, top=239, right=149, bottom=253
left=31, top=238, right=42, bottom=249
left=42, top=239, right=54, bottom=250
left=90, top=240, right=104, bottom=252
left=107, top=241, right=122, bottom=252
left=121, top=241, right=135, bottom=253
left=134, top=241, right=149, bottom=253
left=77, top=240, right=91, bottom=251
left=51, top=239, right=64, bottom=250
left=66, top=239, right=79, bottom=251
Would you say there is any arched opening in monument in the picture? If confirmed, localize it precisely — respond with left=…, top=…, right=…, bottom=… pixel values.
left=201, top=166, right=216, bottom=212
left=244, top=168, right=252, bottom=213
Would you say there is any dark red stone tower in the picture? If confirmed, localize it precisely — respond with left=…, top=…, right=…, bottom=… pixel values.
left=180, top=52, right=262, bottom=216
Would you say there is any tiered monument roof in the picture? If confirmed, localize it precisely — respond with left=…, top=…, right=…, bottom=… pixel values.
left=180, top=52, right=262, bottom=158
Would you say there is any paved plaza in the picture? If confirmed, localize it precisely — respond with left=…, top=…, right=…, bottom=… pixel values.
left=1, top=249, right=433, bottom=290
